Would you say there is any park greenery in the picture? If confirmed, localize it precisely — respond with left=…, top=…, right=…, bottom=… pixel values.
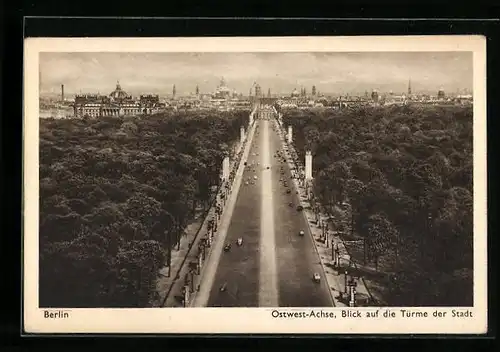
left=39, top=110, right=249, bottom=307
left=280, top=104, right=473, bottom=306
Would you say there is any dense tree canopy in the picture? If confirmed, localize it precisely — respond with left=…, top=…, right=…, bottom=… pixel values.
left=281, top=104, right=473, bottom=306
left=39, top=110, right=249, bottom=307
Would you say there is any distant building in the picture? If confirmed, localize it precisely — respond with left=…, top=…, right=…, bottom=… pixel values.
left=73, top=81, right=165, bottom=118
left=385, top=94, right=408, bottom=106
left=213, top=77, right=235, bottom=99
left=438, top=88, right=446, bottom=99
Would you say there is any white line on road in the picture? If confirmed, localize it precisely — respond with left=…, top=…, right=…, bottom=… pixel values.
left=259, top=119, right=279, bottom=307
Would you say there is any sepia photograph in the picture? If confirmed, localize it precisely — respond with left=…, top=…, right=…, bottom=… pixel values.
left=24, top=36, right=487, bottom=334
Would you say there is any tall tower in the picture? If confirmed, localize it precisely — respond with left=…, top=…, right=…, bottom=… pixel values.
left=438, top=88, right=445, bottom=99
left=267, top=88, right=271, bottom=98
left=255, top=84, right=262, bottom=97
left=61, top=84, right=65, bottom=102
left=196, top=85, right=199, bottom=95
left=312, top=85, right=316, bottom=96
left=408, top=79, right=412, bottom=96
left=173, top=84, right=176, bottom=99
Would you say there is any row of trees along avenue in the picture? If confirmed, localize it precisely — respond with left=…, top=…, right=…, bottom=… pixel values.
left=39, top=110, right=248, bottom=307
left=279, top=104, right=473, bottom=306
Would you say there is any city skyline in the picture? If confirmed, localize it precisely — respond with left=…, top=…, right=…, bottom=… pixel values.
left=40, top=52, right=473, bottom=97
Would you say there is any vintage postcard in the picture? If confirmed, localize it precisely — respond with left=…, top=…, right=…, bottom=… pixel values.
left=24, top=36, right=487, bottom=334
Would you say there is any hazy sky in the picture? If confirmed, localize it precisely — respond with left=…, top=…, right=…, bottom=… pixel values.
left=40, top=52, right=473, bottom=97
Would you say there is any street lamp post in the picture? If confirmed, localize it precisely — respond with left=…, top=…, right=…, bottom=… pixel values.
left=182, top=285, right=189, bottom=307
left=348, top=279, right=357, bottom=307
left=200, top=243, right=206, bottom=261
left=190, top=270, right=195, bottom=293
left=344, top=270, right=349, bottom=294
left=331, top=240, right=335, bottom=263
left=325, top=226, right=329, bottom=247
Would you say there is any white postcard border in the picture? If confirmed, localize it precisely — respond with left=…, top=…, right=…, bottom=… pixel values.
left=24, top=35, right=488, bottom=334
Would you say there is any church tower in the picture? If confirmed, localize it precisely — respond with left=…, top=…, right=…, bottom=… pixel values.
left=408, top=79, right=412, bottom=96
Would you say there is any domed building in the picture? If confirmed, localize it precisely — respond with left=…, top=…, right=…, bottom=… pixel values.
left=291, top=88, right=300, bottom=98
left=109, top=81, right=132, bottom=102
left=74, top=81, right=164, bottom=118
left=213, top=77, right=235, bottom=99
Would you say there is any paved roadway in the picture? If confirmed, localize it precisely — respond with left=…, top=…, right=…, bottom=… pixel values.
left=205, top=109, right=333, bottom=307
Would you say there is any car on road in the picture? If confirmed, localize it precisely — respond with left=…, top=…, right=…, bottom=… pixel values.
left=237, top=238, right=243, bottom=246
left=286, top=189, right=291, bottom=194
left=220, top=282, right=227, bottom=292
left=299, top=230, right=305, bottom=236
left=254, top=175, right=258, bottom=180
left=224, top=243, right=231, bottom=252
left=296, top=205, right=304, bottom=211
left=313, top=273, right=321, bottom=283
left=244, top=181, right=249, bottom=185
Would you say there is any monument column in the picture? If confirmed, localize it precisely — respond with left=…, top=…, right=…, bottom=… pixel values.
left=222, top=156, right=230, bottom=181
left=240, top=126, right=245, bottom=144
left=305, top=150, right=313, bottom=181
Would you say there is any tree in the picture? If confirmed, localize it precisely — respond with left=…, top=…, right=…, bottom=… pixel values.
left=433, top=187, right=473, bottom=270
left=362, top=213, right=398, bottom=271
left=282, top=104, right=473, bottom=305
left=346, top=178, right=366, bottom=236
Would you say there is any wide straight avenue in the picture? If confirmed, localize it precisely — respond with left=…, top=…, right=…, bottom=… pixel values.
left=193, top=107, right=333, bottom=307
